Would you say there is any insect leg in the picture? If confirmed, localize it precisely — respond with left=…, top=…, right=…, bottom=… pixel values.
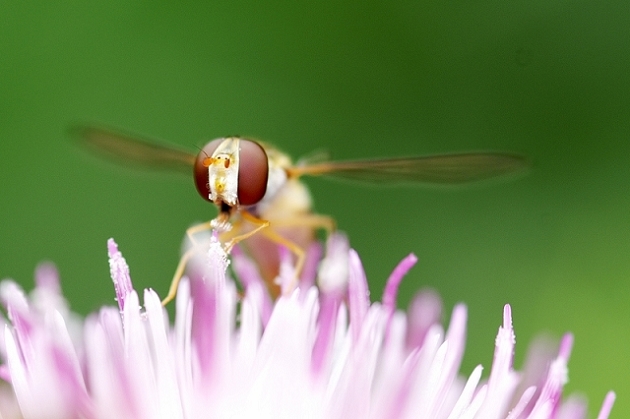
left=225, top=210, right=270, bottom=252
left=161, top=221, right=213, bottom=306
left=266, top=214, right=336, bottom=234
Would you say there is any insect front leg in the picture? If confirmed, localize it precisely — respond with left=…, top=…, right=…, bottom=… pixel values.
left=161, top=220, right=222, bottom=306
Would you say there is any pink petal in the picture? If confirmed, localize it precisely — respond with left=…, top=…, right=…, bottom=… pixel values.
left=299, top=242, right=323, bottom=291
left=347, top=249, right=369, bottom=344
left=190, top=239, right=235, bottom=386
left=597, top=391, right=616, bottom=419
left=318, top=233, right=349, bottom=296
left=34, top=262, right=61, bottom=294
left=477, top=304, right=519, bottom=418
left=231, top=246, right=273, bottom=326
left=382, top=253, right=418, bottom=313
left=311, top=292, right=341, bottom=375
left=107, top=238, right=133, bottom=312
left=406, top=288, right=442, bottom=350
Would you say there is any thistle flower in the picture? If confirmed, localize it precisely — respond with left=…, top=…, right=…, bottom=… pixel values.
left=0, top=233, right=616, bottom=419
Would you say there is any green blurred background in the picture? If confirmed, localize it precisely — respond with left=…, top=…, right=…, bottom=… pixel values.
left=1, top=1, right=628, bottom=416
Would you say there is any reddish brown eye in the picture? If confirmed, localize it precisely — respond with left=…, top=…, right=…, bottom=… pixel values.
left=194, top=138, right=269, bottom=206
left=237, top=139, right=269, bottom=205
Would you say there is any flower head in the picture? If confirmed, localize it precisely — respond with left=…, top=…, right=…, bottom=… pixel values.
left=0, top=233, right=616, bottom=419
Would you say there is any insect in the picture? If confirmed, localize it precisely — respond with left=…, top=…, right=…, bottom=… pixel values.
left=72, top=125, right=529, bottom=305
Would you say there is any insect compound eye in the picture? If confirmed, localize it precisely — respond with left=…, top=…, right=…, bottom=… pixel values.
left=236, top=139, right=269, bottom=205
left=194, top=138, right=269, bottom=206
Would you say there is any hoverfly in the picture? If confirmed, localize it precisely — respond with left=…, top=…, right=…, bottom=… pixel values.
left=72, top=125, right=528, bottom=305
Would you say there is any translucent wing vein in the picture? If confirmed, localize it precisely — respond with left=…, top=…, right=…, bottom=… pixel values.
left=70, top=125, right=196, bottom=173
left=288, top=153, right=529, bottom=185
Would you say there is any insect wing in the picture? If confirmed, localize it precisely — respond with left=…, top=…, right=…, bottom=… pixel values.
left=71, top=125, right=196, bottom=173
left=287, top=152, right=529, bottom=185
